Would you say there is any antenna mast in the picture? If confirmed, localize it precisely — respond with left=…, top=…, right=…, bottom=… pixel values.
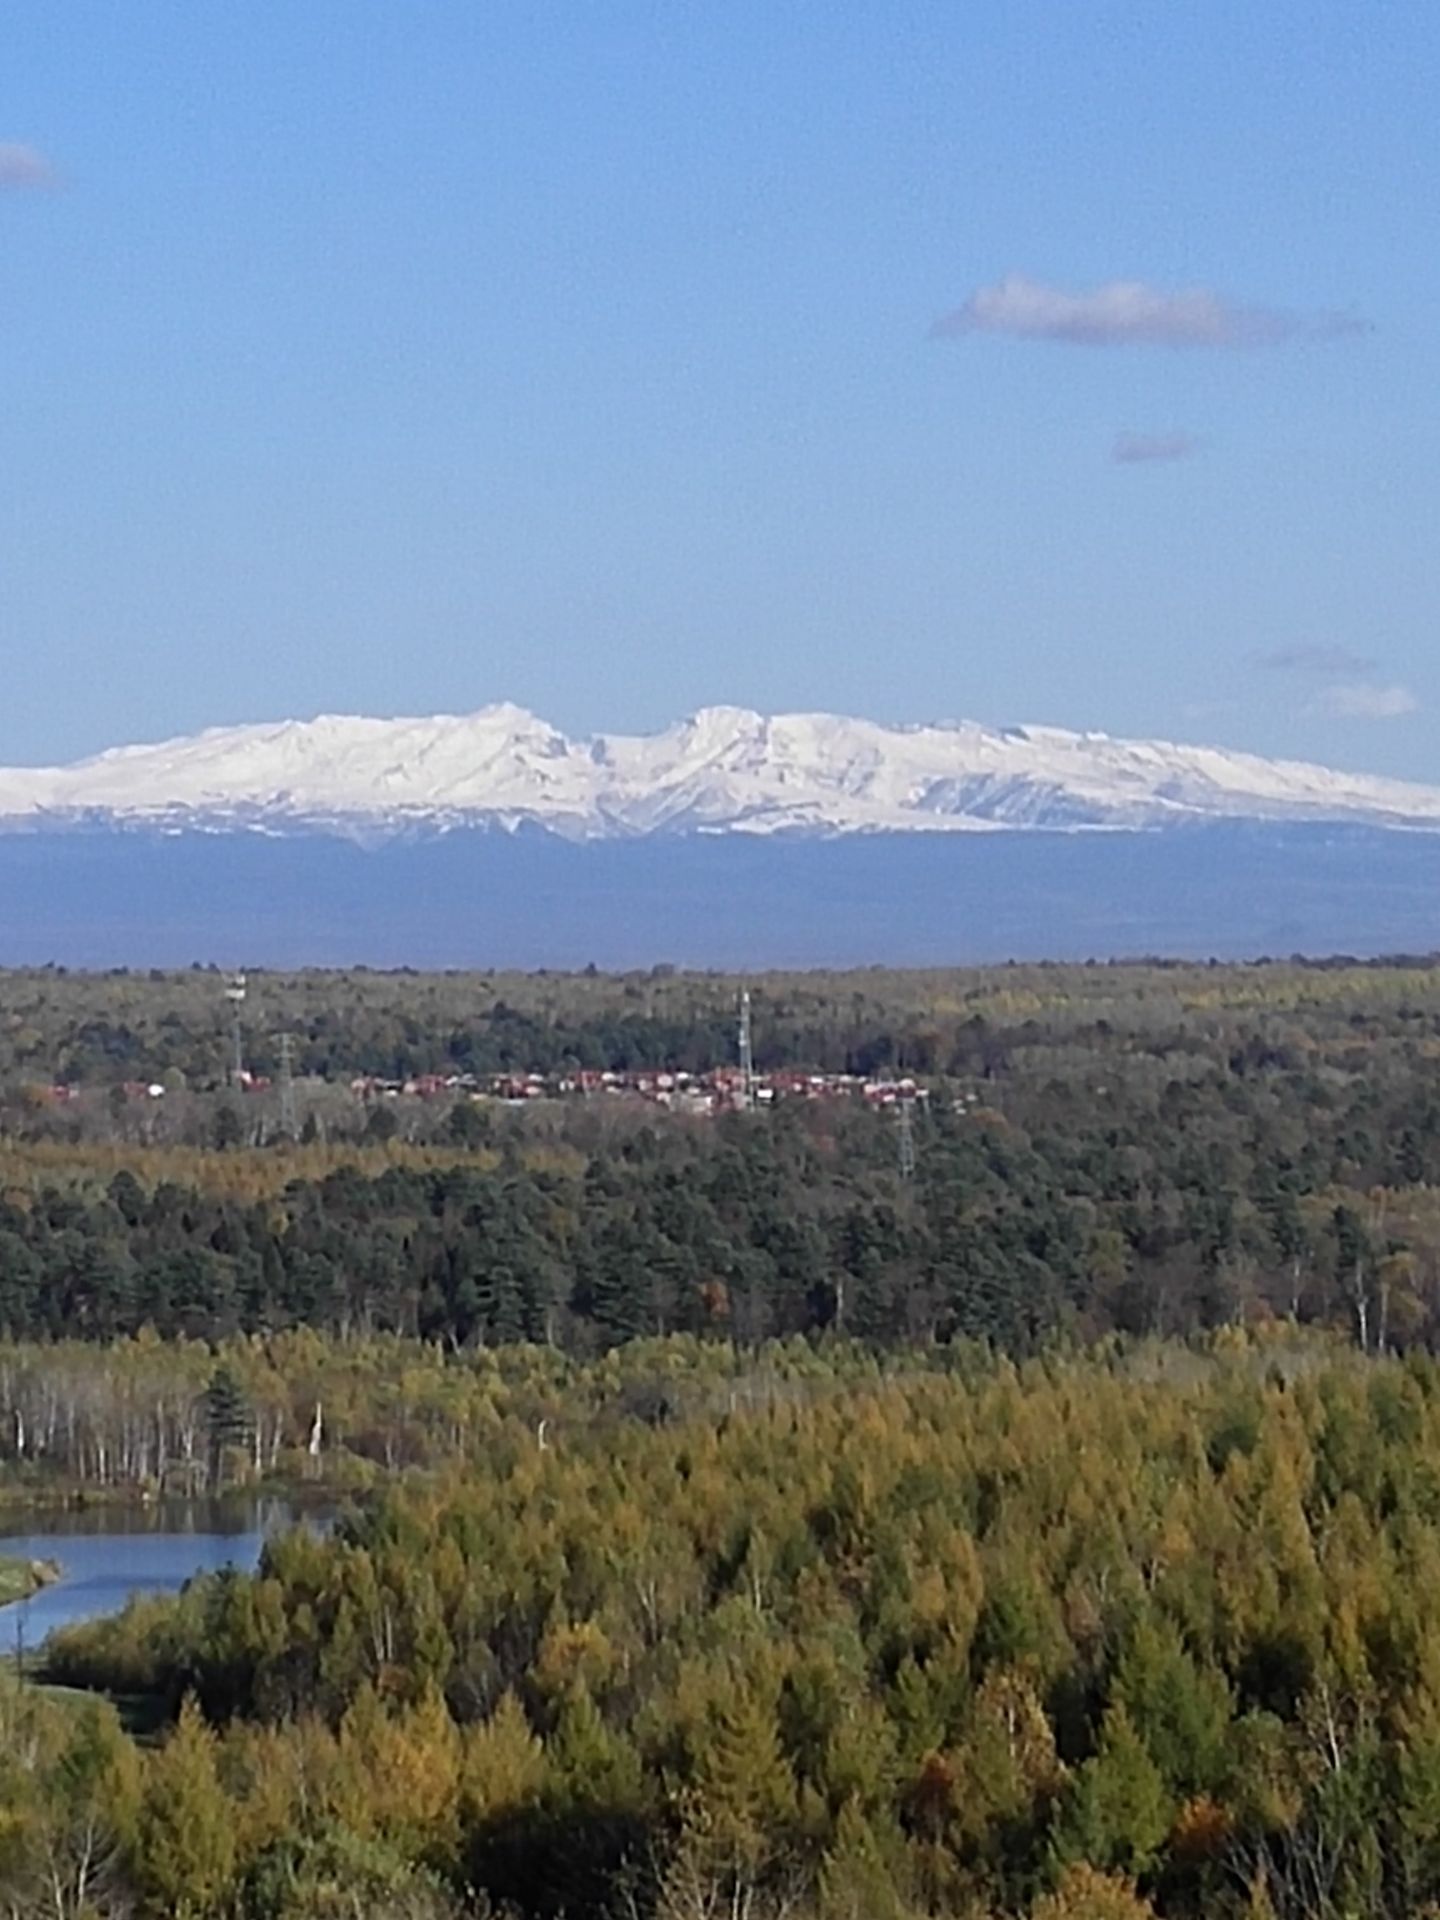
left=224, top=972, right=247, bottom=1087
left=276, top=1032, right=298, bottom=1141
left=737, top=988, right=755, bottom=1111
left=896, top=1094, right=917, bottom=1181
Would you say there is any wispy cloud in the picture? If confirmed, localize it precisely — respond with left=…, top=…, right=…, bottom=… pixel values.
left=1255, top=645, right=1416, bottom=719
left=1313, top=682, right=1419, bottom=721
left=932, top=274, right=1369, bottom=348
left=1257, top=644, right=1378, bottom=676
left=0, top=142, right=54, bottom=190
left=1112, top=430, right=1201, bottom=465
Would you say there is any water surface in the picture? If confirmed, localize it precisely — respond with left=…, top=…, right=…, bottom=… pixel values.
left=0, top=1497, right=307, bottom=1648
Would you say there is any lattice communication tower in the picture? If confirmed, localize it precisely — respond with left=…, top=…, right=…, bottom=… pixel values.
left=737, top=988, right=755, bottom=1111
left=224, top=972, right=247, bottom=1087
left=276, top=1031, right=298, bottom=1140
left=896, top=1096, right=918, bottom=1180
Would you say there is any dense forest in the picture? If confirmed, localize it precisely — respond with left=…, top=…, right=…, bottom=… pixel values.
left=7, top=963, right=1440, bottom=1915
left=7, top=1335, right=1440, bottom=1918
left=5, top=955, right=1440, bottom=1088
left=3, top=961, right=1440, bottom=1367
left=0, top=1086, right=1434, bottom=1372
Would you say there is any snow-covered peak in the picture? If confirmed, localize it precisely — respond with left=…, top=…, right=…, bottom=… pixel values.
left=2, top=704, right=1438, bottom=842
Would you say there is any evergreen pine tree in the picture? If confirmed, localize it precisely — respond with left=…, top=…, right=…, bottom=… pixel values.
left=202, top=1364, right=252, bottom=1490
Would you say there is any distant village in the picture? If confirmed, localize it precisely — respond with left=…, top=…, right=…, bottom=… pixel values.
left=31, top=979, right=940, bottom=1123
left=346, top=1065, right=930, bottom=1115
left=77, top=1065, right=931, bottom=1116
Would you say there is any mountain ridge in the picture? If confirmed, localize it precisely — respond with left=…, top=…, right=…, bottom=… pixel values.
left=3, top=703, right=1439, bottom=843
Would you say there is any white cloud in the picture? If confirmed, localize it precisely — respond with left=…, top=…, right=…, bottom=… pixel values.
left=1314, top=682, right=1419, bottom=721
left=932, top=274, right=1369, bottom=348
left=0, top=142, right=54, bottom=190
left=1112, top=430, right=1201, bottom=464
left=1258, top=644, right=1377, bottom=675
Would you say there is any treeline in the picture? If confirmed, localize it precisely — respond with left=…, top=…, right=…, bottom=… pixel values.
left=0, top=1330, right=883, bottom=1494
left=7, top=956, right=1440, bottom=1089
left=23, top=1334, right=1440, bottom=1917
left=2, top=1074, right=1440, bottom=1366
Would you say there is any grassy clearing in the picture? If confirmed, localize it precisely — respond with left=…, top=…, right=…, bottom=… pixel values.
left=0, top=1553, right=60, bottom=1606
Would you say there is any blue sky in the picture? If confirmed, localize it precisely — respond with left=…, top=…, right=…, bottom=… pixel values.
left=3, top=2, right=1437, bottom=777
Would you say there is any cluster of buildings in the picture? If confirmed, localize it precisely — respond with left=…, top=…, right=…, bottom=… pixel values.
left=348, top=1066, right=929, bottom=1115
left=35, top=1068, right=931, bottom=1119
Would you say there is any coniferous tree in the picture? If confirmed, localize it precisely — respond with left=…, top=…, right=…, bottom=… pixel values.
left=202, top=1363, right=252, bottom=1490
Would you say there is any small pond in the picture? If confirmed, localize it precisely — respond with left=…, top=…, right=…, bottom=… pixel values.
left=0, top=1497, right=317, bottom=1648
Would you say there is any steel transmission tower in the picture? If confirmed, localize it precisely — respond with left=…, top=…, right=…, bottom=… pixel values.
left=737, top=988, right=755, bottom=1110
left=896, top=1096, right=918, bottom=1180
left=276, top=1032, right=298, bottom=1140
left=224, top=972, right=247, bottom=1087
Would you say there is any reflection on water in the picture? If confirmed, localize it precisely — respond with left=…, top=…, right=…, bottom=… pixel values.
left=0, top=1498, right=318, bottom=1648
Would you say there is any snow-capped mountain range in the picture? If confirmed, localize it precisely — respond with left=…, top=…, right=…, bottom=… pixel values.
left=2, top=704, right=1439, bottom=842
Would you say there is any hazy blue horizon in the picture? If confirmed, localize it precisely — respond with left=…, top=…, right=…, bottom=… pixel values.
left=4, top=821, right=1440, bottom=971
